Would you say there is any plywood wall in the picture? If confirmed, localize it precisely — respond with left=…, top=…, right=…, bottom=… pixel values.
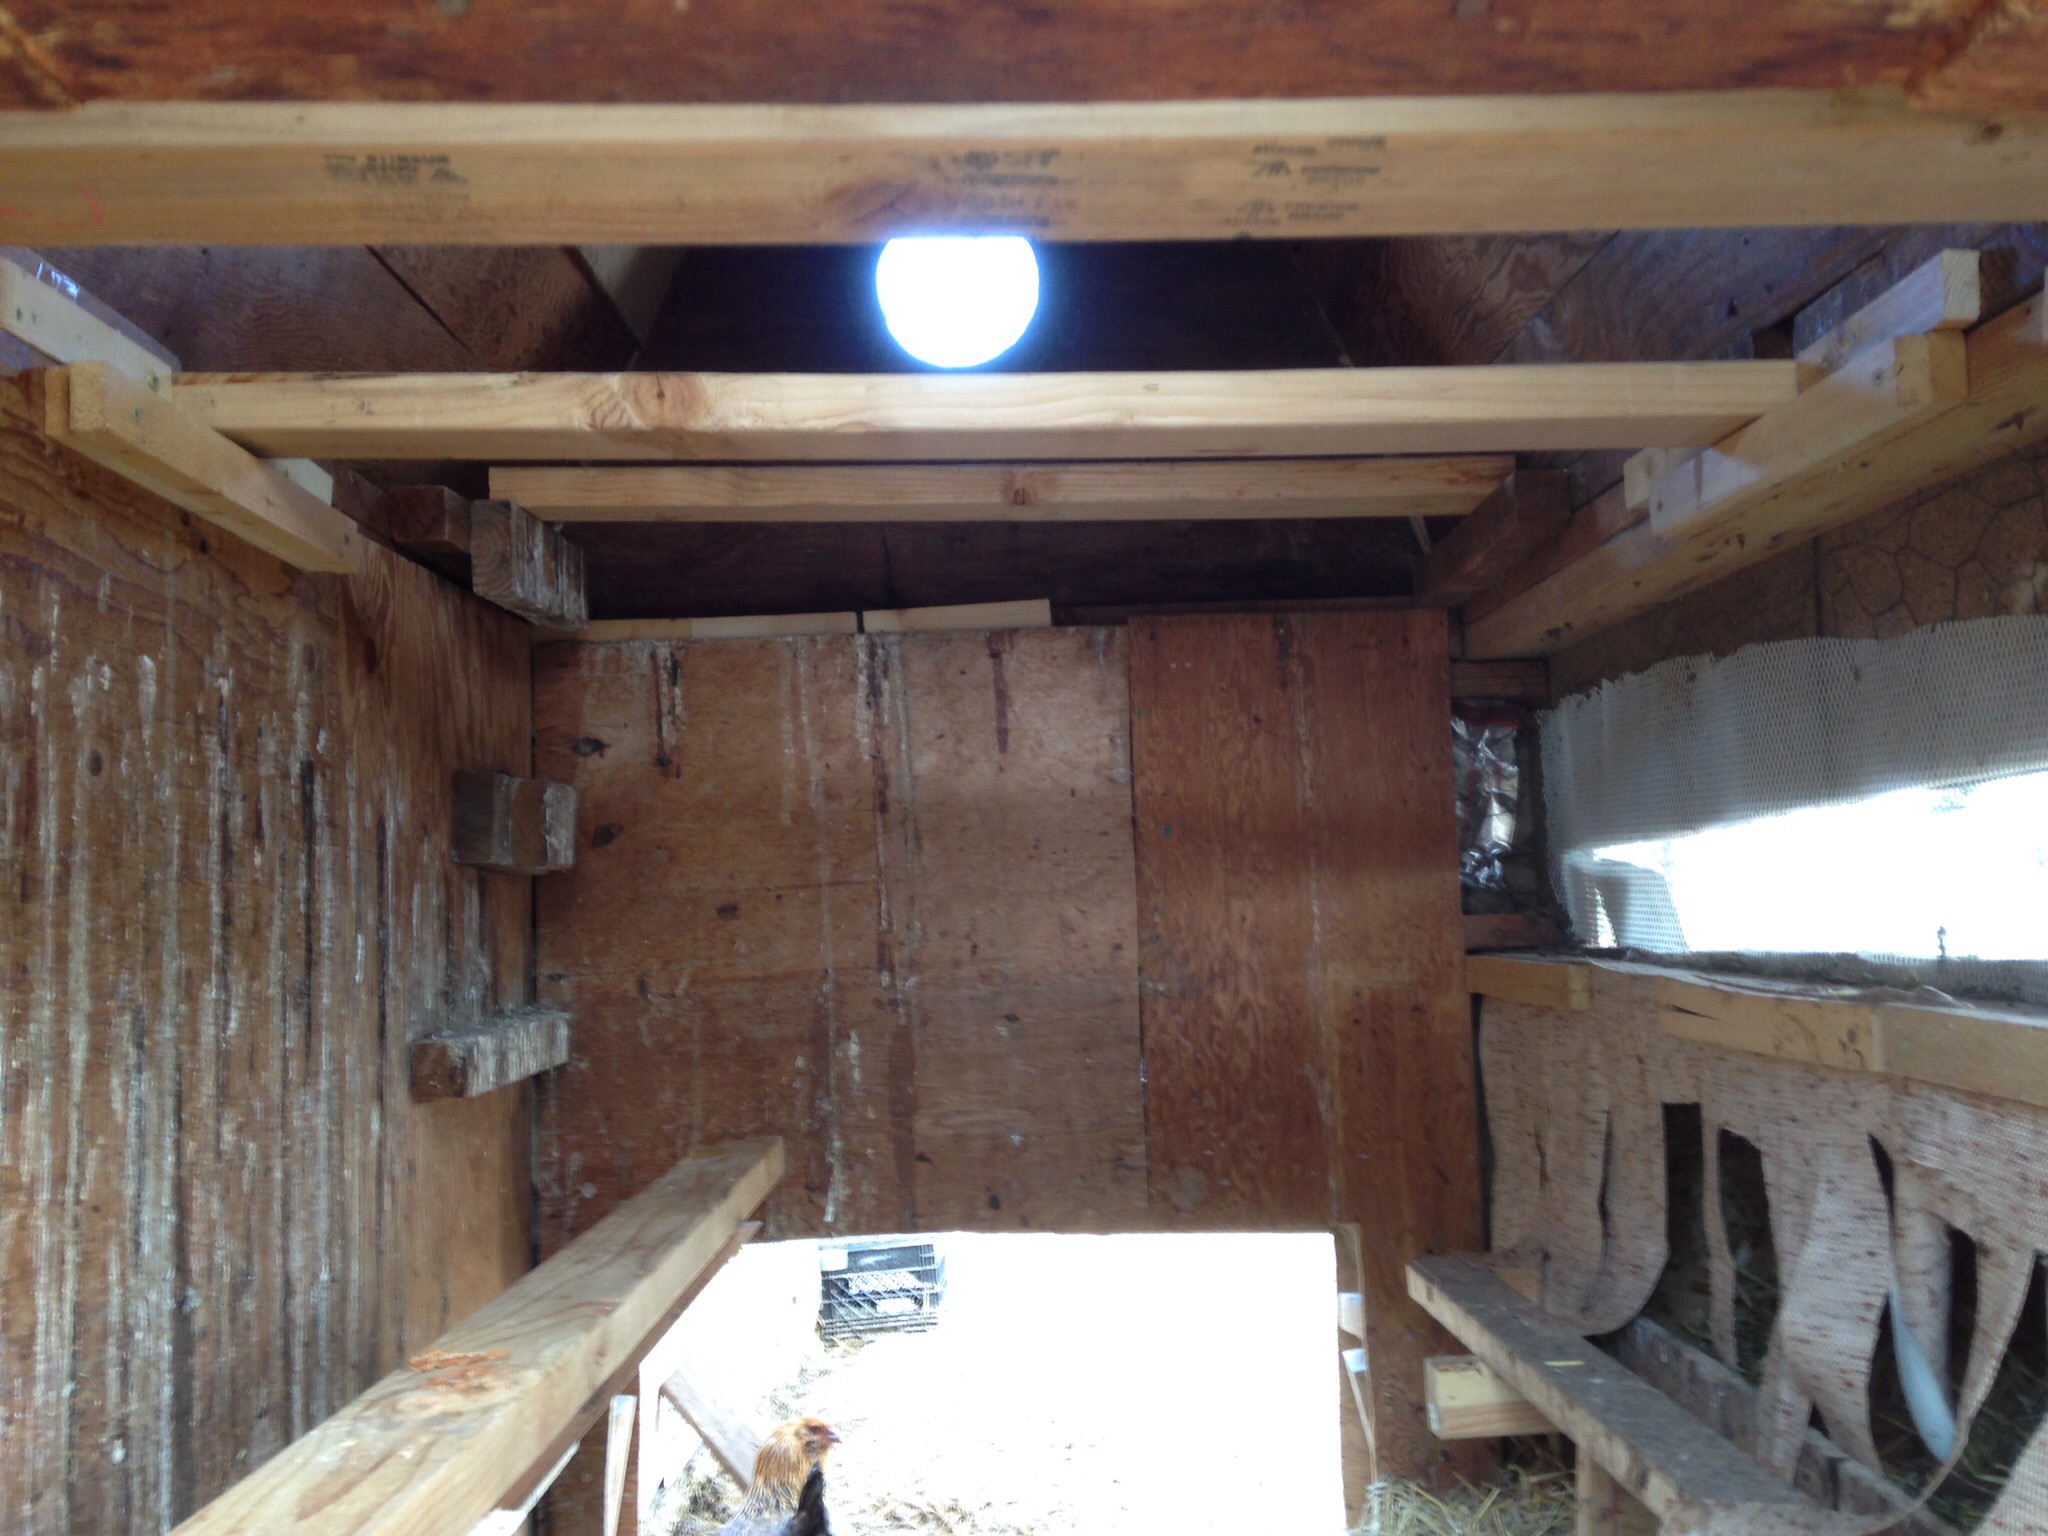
left=1127, top=612, right=1485, bottom=1485
left=531, top=626, right=1145, bottom=1249
left=0, top=376, right=534, bottom=1535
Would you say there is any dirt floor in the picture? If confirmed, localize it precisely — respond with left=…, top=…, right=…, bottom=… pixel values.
left=644, top=1231, right=1342, bottom=1536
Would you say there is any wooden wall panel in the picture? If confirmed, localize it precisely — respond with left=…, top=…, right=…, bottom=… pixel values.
left=0, top=375, right=532, bottom=1535
left=892, top=627, right=1146, bottom=1230
left=531, top=636, right=899, bottom=1244
left=1128, top=617, right=1329, bottom=1226
left=531, top=627, right=1146, bottom=1249
left=1129, top=612, right=1484, bottom=1486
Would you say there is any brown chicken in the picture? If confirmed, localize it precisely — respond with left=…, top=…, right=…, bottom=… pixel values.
left=716, top=1417, right=839, bottom=1536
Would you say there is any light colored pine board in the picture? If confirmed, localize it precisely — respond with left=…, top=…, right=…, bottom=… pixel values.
left=862, top=598, right=1050, bottom=633
left=4, top=93, right=2048, bottom=245
left=410, top=1007, right=573, bottom=1101
left=45, top=363, right=362, bottom=573
left=1465, top=291, right=2048, bottom=658
left=168, top=1140, right=783, bottom=1536
left=659, top=1370, right=769, bottom=1488
left=489, top=457, right=1513, bottom=522
left=603, top=1396, right=636, bottom=1536
left=1645, top=332, right=1967, bottom=540
left=1796, top=249, right=1981, bottom=376
left=570, top=613, right=863, bottom=642
left=171, top=363, right=1799, bottom=462
left=1466, top=954, right=1593, bottom=1011
left=1406, top=1256, right=1814, bottom=1526
left=0, top=248, right=178, bottom=381
left=1425, top=1356, right=1554, bottom=1440
left=1654, top=966, right=2048, bottom=1112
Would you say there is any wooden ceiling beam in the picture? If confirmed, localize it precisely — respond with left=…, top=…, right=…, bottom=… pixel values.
left=3, top=92, right=2047, bottom=247
left=170, top=363, right=1796, bottom=462
left=489, top=456, right=1514, bottom=522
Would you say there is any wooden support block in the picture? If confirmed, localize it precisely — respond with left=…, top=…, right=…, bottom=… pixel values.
left=569, top=613, right=862, bottom=643
left=1339, top=1291, right=1365, bottom=1341
left=661, top=1369, right=770, bottom=1488
left=1467, top=954, right=1593, bottom=1011
left=1645, top=332, right=1967, bottom=541
left=387, top=484, right=475, bottom=583
left=1621, top=447, right=1699, bottom=512
left=1462, top=911, right=1563, bottom=951
left=471, top=498, right=589, bottom=629
left=1426, top=1355, right=1555, bottom=1440
left=1341, top=1347, right=1375, bottom=1463
left=0, top=249, right=177, bottom=381
left=452, top=770, right=577, bottom=874
left=171, top=363, right=1799, bottom=463
left=44, top=363, right=362, bottom=573
left=491, top=456, right=1515, bottom=523
left=1406, top=1256, right=1813, bottom=1529
left=863, top=599, right=1052, bottom=634
left=410, top=1006, right=573, bottom=1100
left=1450, top=660, right=1549, bottom=703
left=1577, top=1455, right=1660, bottom=1536
left=1796, top=249, right=1981, bottom=377
left=603, top=1396, right=637, bottom=1536
left=1417, top=470, right=1571, bottom=605
left=168, top=1141, right=783, bottom=1536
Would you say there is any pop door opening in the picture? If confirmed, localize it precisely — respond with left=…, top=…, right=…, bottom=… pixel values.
left=629, top=1231, right=1346, bottom=1536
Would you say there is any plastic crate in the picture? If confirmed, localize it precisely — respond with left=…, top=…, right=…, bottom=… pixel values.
left=817, top=1240, right=947, bottom=1339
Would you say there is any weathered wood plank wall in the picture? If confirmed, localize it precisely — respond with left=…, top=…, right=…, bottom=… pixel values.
left=531, top=626, right=1144, bottom=1249
left=1128, top=611, right=1486, bottom=1485
left=0, top=374, right=535, bottom=1535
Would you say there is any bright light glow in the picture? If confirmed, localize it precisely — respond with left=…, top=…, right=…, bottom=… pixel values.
left=1589, top=769, right=2048, bottom=960
left=875, top=236, right=1040, bottom=368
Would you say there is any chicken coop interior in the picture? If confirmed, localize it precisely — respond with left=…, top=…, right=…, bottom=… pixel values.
left=6, top=9, right=2048, bottom=1536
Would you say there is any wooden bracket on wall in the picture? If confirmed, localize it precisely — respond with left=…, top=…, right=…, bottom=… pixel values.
left=411, top=1006, right=573, bottom=1100
left=452, top=769, right=578, bottom=874
left=1425, top=1355, right=1554, bottom=1440
left=472, top=498, right=590, bottom=629
left=386, top=484, right=476, bottom=583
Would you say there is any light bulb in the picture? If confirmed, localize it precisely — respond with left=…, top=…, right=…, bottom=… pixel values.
left=875, top=236, right=1040, bottom=369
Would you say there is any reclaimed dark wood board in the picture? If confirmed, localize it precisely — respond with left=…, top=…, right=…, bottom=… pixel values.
left=1128, top=611, right=1484, bottom=1486
left=531, top=626, right=1146, bottom=1250
left=0, top=3, right=2003, bottom=108
left=0, top=373, right=534, bottom=1536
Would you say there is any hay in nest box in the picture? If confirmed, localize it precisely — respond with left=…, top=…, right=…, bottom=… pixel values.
left=1360, top=1465, right=1576, bottom=1536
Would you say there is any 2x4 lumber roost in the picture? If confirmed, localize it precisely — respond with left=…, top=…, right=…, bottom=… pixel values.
left=489, top=456, right=1514, bottom=523
left=1406, top=1256, right=1816, bottom=1529
left=43, top=362, right=364, bottom=573
left=169, top=364, right=1798, bottom=462
left=1465, top=286, right=2048, bottom=658
left=167, top=1141, right=784, bottom=1536
left=3, top=92, right=2047, bottom=245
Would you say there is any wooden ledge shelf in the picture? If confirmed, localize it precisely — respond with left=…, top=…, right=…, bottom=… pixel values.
left=1467, top=955, right=2048, bottom=1112
left=453, top=770, right=578, bottom=875
left=169, top=1141, right=783, bottom=1536
left=1406, top=1255, right=1816, bottom=1530
left=411, top=1006, right=573, bottom=1100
